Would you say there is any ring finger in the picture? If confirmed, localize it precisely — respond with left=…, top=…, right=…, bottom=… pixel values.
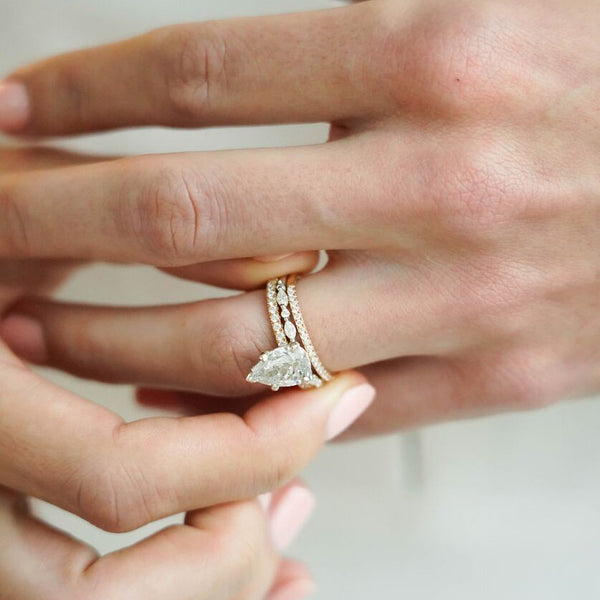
left=0, top=257, right=466, bottom=396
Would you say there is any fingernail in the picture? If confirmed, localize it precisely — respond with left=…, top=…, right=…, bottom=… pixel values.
left=254, top=253, right=296, bottom=263
left=267, top=579, right=316, bottom=600
left=0, top=314, right=46, bottom=363
left=0, top=81, right=30, bottom=132
left=269, top=485, right=315, bottom=551
left=325, top=383, right=375, bottom=441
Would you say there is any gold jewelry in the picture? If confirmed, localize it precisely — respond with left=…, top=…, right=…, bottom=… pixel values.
left=246, top=274, right=334, bottom=391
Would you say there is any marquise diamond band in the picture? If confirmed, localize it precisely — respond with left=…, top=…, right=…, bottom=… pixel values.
left=246, top=274, right=335, bottom=391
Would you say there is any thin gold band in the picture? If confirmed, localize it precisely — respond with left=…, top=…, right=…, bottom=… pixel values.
left=286, top=274, right=334, bottom=382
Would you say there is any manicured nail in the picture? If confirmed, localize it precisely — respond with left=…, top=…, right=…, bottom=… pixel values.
left=267, top=579, right=316, bottom=600
left=0, top=314, right=46, bottom=363
left=269, top=485, right=315, bottom=551
left=255, top=253, right=296, bottom=263
left=325, top=383, right=375, bottom=441
left=0, top=81, right=30, bottom=132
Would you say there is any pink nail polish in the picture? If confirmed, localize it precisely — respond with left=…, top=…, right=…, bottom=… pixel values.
left=269, top=485, right=315, bottom=551
left=0, top=81, right=30, bottom=132
left=0, top=314, right=46, bottom=363
left=267, top=579, right=316, bottom=600
left=324, top=383, right=376, bottom=441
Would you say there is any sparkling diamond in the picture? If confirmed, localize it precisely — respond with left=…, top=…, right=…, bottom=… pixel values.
left=284, top=321, right=297, bottom=340
left=277, top=290, right=289, bottom=306
left=246, top=343, right=313, bottom=390
left=280, top=307, right=290, bottom=319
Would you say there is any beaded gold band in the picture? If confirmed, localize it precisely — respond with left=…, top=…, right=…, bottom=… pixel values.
left=246, top=274, right=335, bottom=391
left=286, top=274, right=334, bottom=382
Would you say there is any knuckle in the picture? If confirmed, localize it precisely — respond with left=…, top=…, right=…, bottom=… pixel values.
left=0, top=178, right=32, bottom=256
left=73, top=441, right=156, bottom=533
left=494, top=351, right=558, bottom=410
left=377, top=0, right=509, bottom=114
left=157, top=24, right=229, bottom=122
left=447, top=258, right=545, bottom=346
left=193, top=300, right=272, bottom=394
left=425, top=143, right=518, bottom=243
left=211, top=503, right=266, bottom=582
left=124, top=158, right=204, bottom=264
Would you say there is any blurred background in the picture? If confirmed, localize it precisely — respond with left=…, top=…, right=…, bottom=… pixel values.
left=2, top=1, right=600, bottom=597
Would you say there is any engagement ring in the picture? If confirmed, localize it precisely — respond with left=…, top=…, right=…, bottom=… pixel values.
left=246, top=274, right=335, bottom=391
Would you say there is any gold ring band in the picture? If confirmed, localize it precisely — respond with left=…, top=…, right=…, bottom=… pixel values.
left=246, top=273, right=335, bottom=391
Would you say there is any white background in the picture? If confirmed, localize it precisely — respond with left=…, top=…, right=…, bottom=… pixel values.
left=2, top=1, right=600, bottom=597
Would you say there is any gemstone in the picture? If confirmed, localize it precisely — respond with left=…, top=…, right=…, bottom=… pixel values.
left=284, top=320, right=297, bottom=340
left=246, top=343, right=314, bottom=390
left=280, top=307, right=290, bottom=319
left=276, top=290, right=289, bottom=306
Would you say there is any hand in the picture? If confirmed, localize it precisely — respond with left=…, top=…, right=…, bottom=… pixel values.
left=1, top=0, right=599, bottom=441
left=0, top=297, right=365, bottom=600
left=0, top=149, right=369, bottom=595
left=0, top=478, right=317, bottom=600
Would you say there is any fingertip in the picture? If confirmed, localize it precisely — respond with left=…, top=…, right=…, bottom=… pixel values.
left=0, top=81, right=30, bottom=132
left=324, top=380, right=376, bottom=441
left=268, top=482, right=315, bottom=551
left=0, top=313, right=46, bottom=363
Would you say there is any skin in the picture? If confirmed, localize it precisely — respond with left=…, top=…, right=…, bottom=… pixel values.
left=0, top=153, right=355, bottom=599
left=1, top=0, right=600, bottom=594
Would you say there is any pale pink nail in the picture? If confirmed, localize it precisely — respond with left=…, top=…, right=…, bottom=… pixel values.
left=269, top=485, right=315, bottom=551
left=254, top=253, right=296, bottom=262
left=0, top=314, right=46, bottom=363
left=0, top=81, right=30, bottom=132
left=325, top=383, right=376, bottom=441
left=267, top=579, right=316, bottom=600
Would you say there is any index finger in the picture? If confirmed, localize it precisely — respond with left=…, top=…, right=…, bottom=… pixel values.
left=0, top=143, right=399, bottom=264
left=0, top=354, right=369, bottom=533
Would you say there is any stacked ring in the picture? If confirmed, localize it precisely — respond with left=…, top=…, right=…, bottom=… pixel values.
left=246, top=274, right=335, bottom=391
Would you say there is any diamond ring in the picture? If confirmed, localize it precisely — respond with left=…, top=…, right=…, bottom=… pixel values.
left=246, top=274, right=335, bottom=391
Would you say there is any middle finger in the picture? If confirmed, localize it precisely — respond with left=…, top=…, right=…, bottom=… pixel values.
left=0, top=142, right=397, bottom=263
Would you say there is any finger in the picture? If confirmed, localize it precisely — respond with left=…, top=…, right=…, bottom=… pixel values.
left=343, top=347, right=570, bottom=437
left=0, top=346, right=373, bottom=532
left=136, top=386, right=259, bottom=416
left=265, top=480, right=315, bottom=552
left=1, top=491, right=277, bottom=600
left=2, top=3, right=385, bottom=135
left=265, top=561, right=315, bottom=600
left=0, top=259, right=456, bottom=396
left=0, top=144, right=384, bottom=262
left=0, top=146, right=117, bottom=175
left=84, top=500, right=277, bottom=600
left=234, top=481, right=315, bottom=600
left=162, top=251, right=320, bottom=291
left=141, top=348, right=556, bottom=440
left=0, top=488, right=99, bottom=597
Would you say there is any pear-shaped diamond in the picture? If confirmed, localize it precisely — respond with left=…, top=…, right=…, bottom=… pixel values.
left=246, top=343, right=314, bottom=390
